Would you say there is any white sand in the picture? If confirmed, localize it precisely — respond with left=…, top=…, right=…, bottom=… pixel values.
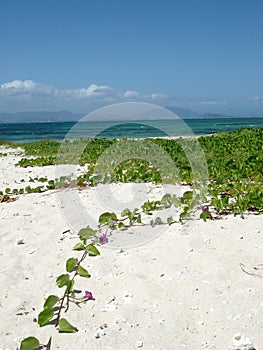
left=0, top=146, right=262, bottom=349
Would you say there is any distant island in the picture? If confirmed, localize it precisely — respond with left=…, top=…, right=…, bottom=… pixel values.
left=0, top=107, right=250, bottom=123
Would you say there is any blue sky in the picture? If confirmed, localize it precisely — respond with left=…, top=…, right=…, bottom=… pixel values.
left=0, top=0, right=262, bottom=115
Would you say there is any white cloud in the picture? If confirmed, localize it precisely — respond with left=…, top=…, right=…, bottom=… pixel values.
left=1, top=79, right=38, bottom=91
left=0, top=80, right=39, bottom=95
left=0, top=80, right=168, bottom=112
left=62, top=84, right=113, bottom=99
left=123, top=90, right=139, bottom=98
left=0, top=80, right=55, bottom=96
left=3, top=80, right=261, bottom=116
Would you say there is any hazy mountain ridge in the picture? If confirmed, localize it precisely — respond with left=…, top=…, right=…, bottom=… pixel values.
left=0, top=108, right=237, bottom=123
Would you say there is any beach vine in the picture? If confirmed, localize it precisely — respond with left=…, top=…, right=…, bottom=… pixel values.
left=19, top=228, right=101, bottom=350
left=19, top=187, right=210, bottom=350
left=10, top=128, right=262, bottom=348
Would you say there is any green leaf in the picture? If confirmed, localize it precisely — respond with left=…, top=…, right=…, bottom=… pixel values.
left=160, top=193, right=173, bottom=206
left=121, top=208, right=134, bottom=222
left=155, top=217, right=163, bottom=225
left=181, top=191, right=193, bottom=203
left=72, top=242, right=86, bottom=251
left=66, top=279, right=75, bottom=293
left=200, top=210, right=212, bottom=222
left=20, top=337, right=40, bottom=350
left=56, top=274, right=70, bottom=288
left=87, top=244, right=100, bottom=256
left=44, top=295, right=59, bottom=309
left=121, top=208, right=132, bottom=217
left=99, top=212, right=117, bottom=227
left=58, top=318, right=78, bottom=333
left=172, top=197, right=180, bottom=207
left=66, top=258, right=78, bottom=272
left=78, top=226, right=96, bottom=243
left=38, top=308, right=54, bottom=327
left=167, top=216, right=173, bottom=226
left=179, top=207, right=190, bottom=221
left=118, top=222, right=125, bottom=229
left=77, top=265, right=90, bottom=278
left=137, top=214, right=142, bottom=224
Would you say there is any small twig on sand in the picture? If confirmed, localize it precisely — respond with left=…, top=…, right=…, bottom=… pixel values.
left=240, top=263, right=263, bottom=278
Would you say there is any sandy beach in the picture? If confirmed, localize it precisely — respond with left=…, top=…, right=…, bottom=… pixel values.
left=0, top=146, right=262, bottom=350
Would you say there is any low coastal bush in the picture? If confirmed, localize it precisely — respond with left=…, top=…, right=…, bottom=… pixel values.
left=18, top=156, right=56, bottom=167
left=4, top=128, right=263, bottom=217
left=22, top=140, right=61, bottom=156
left=16, top=128, right=263, bottom=181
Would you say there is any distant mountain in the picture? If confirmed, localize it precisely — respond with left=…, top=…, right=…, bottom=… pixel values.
left=165, top=106, right=200, bottom=118
left=0, top=108, right=235, bottom=123
left=166, top=107, right=233, bottom=119
left=0, top=111, right=84, bottom=123
left=0, top=108, right=200, bottom=122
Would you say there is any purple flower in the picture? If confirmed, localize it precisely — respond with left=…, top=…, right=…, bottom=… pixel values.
left=202, top=205, right=209, bottom=212
left=98, top=234, right=108, bottom=245
left=84, top=290, right=95, bottom=300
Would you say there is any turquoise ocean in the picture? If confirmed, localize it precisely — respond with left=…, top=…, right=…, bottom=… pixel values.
left=1, top=117, right=263, bottom=143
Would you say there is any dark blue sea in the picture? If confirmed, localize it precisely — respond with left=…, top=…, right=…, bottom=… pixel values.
left=0, top=118, right=263, bottom=143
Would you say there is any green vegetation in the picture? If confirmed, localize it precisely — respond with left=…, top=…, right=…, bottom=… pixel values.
left=3, top=128, right=263, bottom=217
left=0, top=140, right=16, bottom=146
left=19, top=189, right=201, bottom=348
left=20, top=226, right=101, bottom=349
left=22, top=140, right=61, bottom=156
left=18, top=156, right=56, bottom=167
left=16, top=128, right=263, bottom=349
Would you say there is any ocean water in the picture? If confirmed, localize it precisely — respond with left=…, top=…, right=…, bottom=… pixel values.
left=0, top=118, right=263, bottom=143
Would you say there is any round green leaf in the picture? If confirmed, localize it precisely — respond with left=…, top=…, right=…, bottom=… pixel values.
left=38, top=308, right=54, bottom=327
left=66, top=258, right=78, bottom=272
left=78, top=226, right=96, bottom=242
left=20, top=337, right=40, bottom=350
left=118, top=222, right=124, bottom=229
left=99, top=212, right=117, bottom=227
left=56, top=274, right=70, bottom=288
left=200, top=210, right=212, bottom=222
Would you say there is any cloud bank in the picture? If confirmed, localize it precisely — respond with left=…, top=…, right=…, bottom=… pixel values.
left=0, top=80, right=168, bottom=113
left=0, top=80, right=262, bottom=116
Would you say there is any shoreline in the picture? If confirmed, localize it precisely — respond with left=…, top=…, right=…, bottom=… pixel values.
left=0, top=133, right=212, bottom=145
left=1, top=120, right=263, bottom=144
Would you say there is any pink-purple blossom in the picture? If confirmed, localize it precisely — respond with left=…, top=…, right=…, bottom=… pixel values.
left=84, top=290, right=95, bottom=300
left=98, top=234, right=108, bottom=245
left=202, top=205, right=209, bottom=212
